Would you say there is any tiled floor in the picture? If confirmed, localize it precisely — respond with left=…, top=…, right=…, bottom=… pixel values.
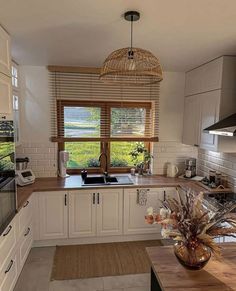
left=14, top=247, right=150, bottom=291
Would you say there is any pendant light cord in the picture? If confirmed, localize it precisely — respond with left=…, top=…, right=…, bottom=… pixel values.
left=130, top=15, right=133, bottom=52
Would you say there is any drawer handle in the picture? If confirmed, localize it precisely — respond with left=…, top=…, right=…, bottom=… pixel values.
left=3, top=225, right=12, bottom=237
left=23, top=200, right=29, bottom=208
left=24, top=227, right=31, bottom=237
left=5, top=260, right=13, bottom=274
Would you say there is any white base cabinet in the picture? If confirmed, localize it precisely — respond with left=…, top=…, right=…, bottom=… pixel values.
left=69, top=190, right=96, bottom=238
left=38, top=191, right=68, bottom=240
left=69, top=189, right=123, bottom=238
left=124, top=188, right=165, bottom=235
left=0, top=195, right=34, bottom=291
left=0, top=251, right=19, bottom=291
left=97, top=189, right=123, bottom=236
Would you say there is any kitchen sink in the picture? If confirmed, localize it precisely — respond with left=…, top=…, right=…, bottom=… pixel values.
left=105, top=176, right=118, bottom=183
left=82, top=175, right=133, bottom=186
left=83, top=176, right=105, bottom=185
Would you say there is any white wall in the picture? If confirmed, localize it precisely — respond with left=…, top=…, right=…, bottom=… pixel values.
left=17, top=66, right=197, bottom=177
left=19, top=66, right=51, bottom=142
left=152, top=72, right=197, bottom=174
left=159, top=71, right=185, bottom=142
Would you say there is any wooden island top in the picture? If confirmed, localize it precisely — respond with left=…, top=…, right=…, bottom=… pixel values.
left=146, top=243, right=236, bottom=291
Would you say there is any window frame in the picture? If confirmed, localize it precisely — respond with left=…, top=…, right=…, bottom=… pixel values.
left=57, top=100, right=151, bottom=174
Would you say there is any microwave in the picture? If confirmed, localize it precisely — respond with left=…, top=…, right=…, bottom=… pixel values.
left=0, top=121, right=17, bottom=235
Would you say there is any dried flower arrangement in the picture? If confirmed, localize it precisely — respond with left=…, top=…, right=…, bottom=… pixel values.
left=145, top=188, right=236, bottom=269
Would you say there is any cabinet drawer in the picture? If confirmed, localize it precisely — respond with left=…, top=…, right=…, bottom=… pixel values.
left=19, top=222, right=33, bottom=269
left=0, top=251, right=18, bottom=291
left=18, top=196, right=33, bottom=236
left=0, top=216, right=18, bottom=272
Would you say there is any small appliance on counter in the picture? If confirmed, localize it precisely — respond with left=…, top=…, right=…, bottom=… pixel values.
left=166, top=163, right=179, bottom=178
left=16, top=157, right=35, bottom=186
left=184, top=158, right=196, bottom=178
left=59, top=151, right=70, bottom=178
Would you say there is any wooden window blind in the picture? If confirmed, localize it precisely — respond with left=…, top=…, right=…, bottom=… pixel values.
left=48, top=66, right=160, bottom=142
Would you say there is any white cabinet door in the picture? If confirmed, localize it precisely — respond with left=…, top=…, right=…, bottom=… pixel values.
left=38, top=191, right=68, bottom=240
left=0, top=251, right=18, bottom=291
left=97, top=189, right=123, bottom=236
left=199, top=90, right=221, bottom=151
left=163, top=187, right=177, bottom=200
left=18, top=221, right=33, bottom=270
left=0, top=73, right=12, bottom=120
left=182, top=95, right=200, bottom=146
left=0, top=26, right=11, bottom=77
left=69, top=190, right=96, bottom=238
left=185, top=57, right=223, bottom=96
left=124, top=188, right=163, bottom=235
left=0, top=215, right=18, bottom=272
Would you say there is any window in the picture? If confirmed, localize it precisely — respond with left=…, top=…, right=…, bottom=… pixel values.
left=11, top=62, right=20, bottom=144
left=57, top=101, right=151, bottom=173
left=12, top=65, right=18, bottom=88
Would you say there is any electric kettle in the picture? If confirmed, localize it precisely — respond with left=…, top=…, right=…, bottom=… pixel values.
left=166, top=163, right=179, bottom=178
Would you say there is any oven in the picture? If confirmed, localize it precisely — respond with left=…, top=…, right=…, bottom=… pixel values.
left=0, top=121, right=16, bottom=235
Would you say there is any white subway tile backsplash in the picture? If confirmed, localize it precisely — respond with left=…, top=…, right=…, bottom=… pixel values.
left=16, top=141, right=198, bottom=178
left=16, top=142, right=58, bottom=178
left=152, top=142, right=197, bottom=175
left=198, top=148, right=236, bottom=189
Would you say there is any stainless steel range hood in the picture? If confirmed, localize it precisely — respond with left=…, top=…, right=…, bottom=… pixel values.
left=204, top=113, right=236, bottom=137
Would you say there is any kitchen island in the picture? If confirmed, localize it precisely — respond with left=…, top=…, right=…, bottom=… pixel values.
left=146, top=243, right=236, bottom=291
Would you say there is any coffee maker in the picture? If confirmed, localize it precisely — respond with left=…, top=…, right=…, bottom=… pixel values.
left=184, top=158, right=196, bottom=178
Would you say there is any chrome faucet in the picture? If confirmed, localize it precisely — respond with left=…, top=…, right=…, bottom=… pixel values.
left=99, top=152, right=108, bottom=176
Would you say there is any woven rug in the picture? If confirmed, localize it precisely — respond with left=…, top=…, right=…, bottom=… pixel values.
left=51, top=240, right=163, bottom=280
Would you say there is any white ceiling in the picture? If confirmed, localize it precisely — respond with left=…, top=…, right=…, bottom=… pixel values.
left=1, top=0, right=236, bottom=71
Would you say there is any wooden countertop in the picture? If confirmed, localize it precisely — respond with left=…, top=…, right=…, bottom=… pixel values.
left=146, top=243, right=236, bottom=291
left=16, top=174, right=205, bottom=211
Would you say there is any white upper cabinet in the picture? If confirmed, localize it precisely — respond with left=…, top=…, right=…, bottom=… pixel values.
left=185, top=57, right=223, bottom=96
left=183, top=56, right=236, bottom=152
left=183, top=95, right=200, bottom=146
left=0, top=26, right=12, bottom=120
left=0, top=26, right=11, bottom=77
left=0, top=73, right=12, bottom=120
left=199, top=90, right=220, bottom=151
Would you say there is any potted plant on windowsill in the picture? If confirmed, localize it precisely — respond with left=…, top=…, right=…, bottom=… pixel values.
left=129, top=142, right=153, bottom=175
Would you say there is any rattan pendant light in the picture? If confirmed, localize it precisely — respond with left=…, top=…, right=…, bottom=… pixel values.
left=100, top=11, right=163, bottom=86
